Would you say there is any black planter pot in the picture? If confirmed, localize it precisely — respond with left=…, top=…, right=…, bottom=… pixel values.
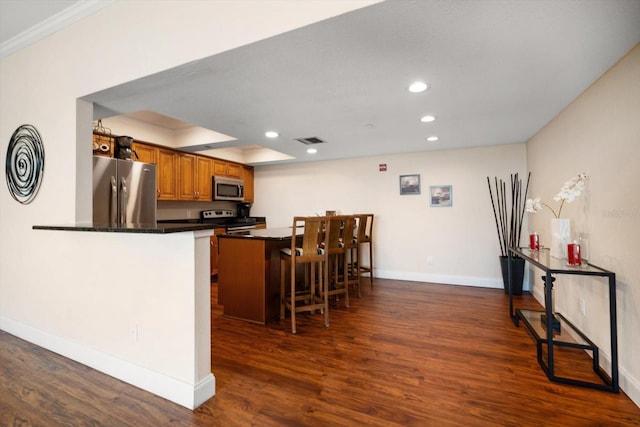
left=499, top=256, right=525, bottom=295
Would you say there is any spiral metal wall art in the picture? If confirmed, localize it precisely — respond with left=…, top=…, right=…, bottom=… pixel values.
left=5, top=124, right=45, bottom=204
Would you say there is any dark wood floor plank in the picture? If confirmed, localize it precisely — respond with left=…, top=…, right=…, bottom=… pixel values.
left=1, top=279, right=639, bottom=426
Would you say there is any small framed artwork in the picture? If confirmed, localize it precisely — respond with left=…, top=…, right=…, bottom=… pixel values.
left=399, top=174, right=420, bottom=195
left=430, top=185, right=453, bottom=207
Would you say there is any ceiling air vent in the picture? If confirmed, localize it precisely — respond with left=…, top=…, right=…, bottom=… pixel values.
left=295, top=136, right=326, bottom=145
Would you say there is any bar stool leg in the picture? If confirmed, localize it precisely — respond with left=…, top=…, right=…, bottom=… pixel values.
left=291, top=256, right=297, bottom=334
left=368, top=242, right=374, bottom=289
left=280, top=257, right=286, bottom=320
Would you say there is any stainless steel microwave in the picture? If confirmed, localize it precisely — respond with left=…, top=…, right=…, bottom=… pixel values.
left=213, top=177, right=244, bottom=201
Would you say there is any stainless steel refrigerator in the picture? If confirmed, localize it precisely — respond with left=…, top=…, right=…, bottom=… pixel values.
left=93, top=156, right=157, bottom=226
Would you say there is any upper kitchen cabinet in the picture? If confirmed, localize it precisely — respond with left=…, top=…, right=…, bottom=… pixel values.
left=242, top=165, right=255, bottom=203
left=132, top=142, right=157, bottom=164
left=178, top=153, right=212, bottom=201
left=214, top=160, right=242, bottom=179
left=157, top=148, right=178, bottom=200
left=196, top=156, right=213, bottom=201
left=177, top=153, right=196, bottom=200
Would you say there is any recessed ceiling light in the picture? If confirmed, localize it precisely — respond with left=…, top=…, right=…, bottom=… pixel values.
left=421, top=115, right=435, bottom=123
left=265, top=131, right=279, bottom=138
left=426, top=136, right=439, bottom=142
left=306, top=148, right=318, bottom=154
left=409, top=81, right=428, bottom=93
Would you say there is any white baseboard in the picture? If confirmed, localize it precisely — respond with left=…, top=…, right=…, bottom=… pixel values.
left=594, top=344, right=640, bottom=407
left=194, top=374, right=216, bottom=408
left=0, top=317, right=215, bottom=410
left=374, top=269, right=504, bottom=289
left=620, top=367, right=640, bottom=408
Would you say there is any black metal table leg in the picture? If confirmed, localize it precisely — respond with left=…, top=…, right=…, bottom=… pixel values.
left=544, top=273, right=555, bottom=379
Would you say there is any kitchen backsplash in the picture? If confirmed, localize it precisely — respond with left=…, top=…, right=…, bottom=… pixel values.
left=157, top=200, right=237, bottom=220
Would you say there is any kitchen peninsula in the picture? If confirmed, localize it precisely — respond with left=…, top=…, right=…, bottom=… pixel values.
left=31, top=222, right=215, bottom=409
left=33, top=222, right=215, bottom=233
left=217, top=227, right=303, bottom=324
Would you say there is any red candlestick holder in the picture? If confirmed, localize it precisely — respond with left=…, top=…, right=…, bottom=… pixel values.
left=567, top=243, right=582, bottom=266
left=529, top=233, right=540, bottom=251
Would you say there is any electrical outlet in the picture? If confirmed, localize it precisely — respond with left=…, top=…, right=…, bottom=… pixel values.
left=129, top=325, right=138, bottom=341
left=427, top=255, right=434, bottom=266
left=186, top=210, right=192, bottom=219
left=579, top=298, right=586, bottom=316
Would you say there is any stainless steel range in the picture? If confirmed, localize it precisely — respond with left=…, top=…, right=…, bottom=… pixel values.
left=200, top=209, right=234, bottom=222
left=200, top=209, right=257, bottom=235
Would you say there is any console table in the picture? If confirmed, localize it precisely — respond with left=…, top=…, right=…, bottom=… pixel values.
left=507, top=247, right=618, bottom=392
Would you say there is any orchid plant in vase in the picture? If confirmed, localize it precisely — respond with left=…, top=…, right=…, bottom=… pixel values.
left=525, top=173, right=588, bottom=258
left=525, top=173, right=588, bottom=218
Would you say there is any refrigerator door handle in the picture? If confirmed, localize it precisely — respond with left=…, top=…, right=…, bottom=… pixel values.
left=110, top=176, right=117, bottom=226
left=120, top=177, right=128, bottom=225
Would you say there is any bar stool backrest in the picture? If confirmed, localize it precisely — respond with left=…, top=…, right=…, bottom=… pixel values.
left=356, top=214, right=374, bottom=243
left=341, top=215, right=356, bottom=247
left=325, top=215, right=346, bottom=255
left=291, top=216, right=326, bottom=262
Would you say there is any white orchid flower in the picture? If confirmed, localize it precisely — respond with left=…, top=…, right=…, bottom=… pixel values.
left=525, top=197, right=542, bottom=213
left=527, top=173, right=588, bottom=218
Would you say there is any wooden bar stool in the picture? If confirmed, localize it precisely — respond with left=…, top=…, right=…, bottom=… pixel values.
left=344, top=214, right=362, bottom=297
left=355, top=214, right=375, bottom=288
left=280, top=216, right=330, bottom=334
left=322, top=215, right=349, bottom=308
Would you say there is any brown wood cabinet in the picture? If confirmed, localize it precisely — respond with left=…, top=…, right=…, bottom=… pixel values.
left=157, top=148, right=178, bottom=200
left=178, top=153, right=213, bottom=201
left=214, top=160, right=242, bottom=179
left=130, top=141, right=166, bottom=200
left=132, top=142, right=157, bottom=164
left=210, top=227, right=226, bottom=278
left=218, top=230, right=302, bottom=324
left=177, top=153, right=196, bottom=200
left=242, top=166, right=255, bottom=203
left=196, top=156, right=213, bottom=201
left=210, top=236, right=217, bottom=277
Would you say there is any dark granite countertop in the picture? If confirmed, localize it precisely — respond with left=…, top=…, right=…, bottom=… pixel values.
left=33, top=222, right=216, bottom=234
left=158, top=217, right=266, bottom=228
left=217, top=226, right=303, bottom=241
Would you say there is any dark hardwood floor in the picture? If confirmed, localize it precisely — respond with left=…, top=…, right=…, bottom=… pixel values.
left=2, top=279, right=639, bottom=426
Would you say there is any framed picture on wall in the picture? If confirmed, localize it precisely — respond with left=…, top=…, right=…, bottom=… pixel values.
left=430, top=185, right=453, bottom=207
left=399, top=174, right=421, bottom=195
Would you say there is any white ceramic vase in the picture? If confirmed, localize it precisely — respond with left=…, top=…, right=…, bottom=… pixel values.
left=550, top=218, right=570, bottom=259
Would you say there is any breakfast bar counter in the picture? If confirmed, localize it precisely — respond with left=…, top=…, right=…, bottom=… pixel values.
left=217, top=227, right=302, bottom=324
left=33, top=222, right=215, bottom=234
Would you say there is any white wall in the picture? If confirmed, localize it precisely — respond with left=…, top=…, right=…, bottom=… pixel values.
left=0, top=0, right=378, bottom=408
left=253, top=143, right=527, bottom=288
left=526, top=44, right=640, bottom=405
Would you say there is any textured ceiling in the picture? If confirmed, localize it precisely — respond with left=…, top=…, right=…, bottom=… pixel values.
left=4, top=1, right=640, bottom=165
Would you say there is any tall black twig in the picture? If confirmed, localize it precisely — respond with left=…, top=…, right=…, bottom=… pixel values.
left=487, top=177, right=504, bottom=256
left=487, top=172, right=531, bottom=256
